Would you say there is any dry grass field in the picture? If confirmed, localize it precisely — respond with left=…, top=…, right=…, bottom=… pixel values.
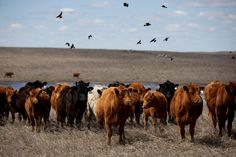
left=0, top=47, right=236, bottom=157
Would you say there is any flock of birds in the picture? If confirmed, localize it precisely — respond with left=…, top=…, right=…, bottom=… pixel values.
left=56, top=2, right=170, bottom=50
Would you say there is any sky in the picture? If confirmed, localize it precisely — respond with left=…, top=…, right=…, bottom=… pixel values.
left=0, top=0, right=236, bottom=52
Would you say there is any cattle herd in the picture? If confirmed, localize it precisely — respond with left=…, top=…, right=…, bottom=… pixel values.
left=0, top=80, right=236, bottom=145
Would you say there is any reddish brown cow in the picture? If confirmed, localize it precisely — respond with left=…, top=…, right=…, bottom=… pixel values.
left=170, top=83, right=203, bottom=141
left=205, top=81, right=236, bottom=137
left=96, top=86, right=134, bottom=145
left=142, top=90, right=167, bottom=129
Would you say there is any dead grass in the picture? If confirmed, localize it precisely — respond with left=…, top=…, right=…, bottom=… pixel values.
left=1, top=95, right=236, bottom=157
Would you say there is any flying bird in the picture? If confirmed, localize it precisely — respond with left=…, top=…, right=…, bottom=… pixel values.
left=56, top=11, right=63, bottom=18
left=123, top=3, right=129, bottom=7
left=161, top=5, right=167, bottom=8
left=137, top=40, right=141, bottom=44
left=70, top=44, right=75, bottom=49
left=65, top=42, right=70, bottom=47
left=144, top=22, right=151, bottom=26
left=150, top=38, right=157, bottom=43
left=164, top=37, right=170, bottom=41
left=88, top=35, right=92, bottom=39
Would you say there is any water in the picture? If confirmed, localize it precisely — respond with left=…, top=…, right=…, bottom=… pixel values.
left=0, top=81, right=159, bottom=90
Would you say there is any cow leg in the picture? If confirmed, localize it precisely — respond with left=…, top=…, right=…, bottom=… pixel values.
left=36, top=117, right=41, bottom=133
left=189, top=120, right=196, bottom=142
left=179, top=123, right=185, bottom=140
left=119, top=122, right=125, bottom=145
left=129, top=113, right=134, bottom=124
left=143, top=113, right=148, bottom=130
left=217, top=116, right=224, bottom=137
left=227, top=110, right=235, bottom=137
left=135, top=104, right=141, bottom=125
left=67, top=113, right=74, bottom=127
left=10, top=110, right=15, bottom=123
left=31, top=118, right=35, bottom=132
left=211, top=113, right=217, bottom=129
left=105, top=122, right=112, bottom=145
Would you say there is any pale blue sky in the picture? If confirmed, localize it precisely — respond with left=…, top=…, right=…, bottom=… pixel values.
left=0, top=0, right=236, bottom=52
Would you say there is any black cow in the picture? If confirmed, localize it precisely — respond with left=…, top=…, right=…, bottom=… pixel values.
left=158, top=80, right=178, bottom=123
left=25, top=80, right=47, bottom=89
left=57, top=81, right=93, bottom=128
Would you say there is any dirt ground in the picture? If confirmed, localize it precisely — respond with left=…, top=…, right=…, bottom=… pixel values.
left=0, top=47, right=236, bottom=157
left=0, top=47, right=235, bottom=85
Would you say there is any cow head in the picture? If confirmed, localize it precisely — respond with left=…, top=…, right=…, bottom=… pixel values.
left=114, top=87, right=132, bottom=106
left=75, top=81, right=94, bottom=102
left=159, top=80, right=178, bottom=103
left=26, top=88, right=42, bottom=105
left=5, top=87, right=16, bottom=106
left=183, top=83, right=201, bottom=104
left=142, top=91, right=155, bottom=109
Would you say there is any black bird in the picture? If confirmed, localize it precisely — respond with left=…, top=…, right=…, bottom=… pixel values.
left=65, top=42, right=70, bottom=47
left=123, top=3, right=129, bottom=7
left=229, top=51, right=232, bottom=53
left=88, top=35, right=92, bottom=39
left=161, top=5, right=167, bottom=8
left=56, top=11, right=63, bottom=18
left=144, top=22, right=151, bottom=26
left=232, top=56, right=235, bottom=60
left=164, top=37, right=169, bottom=41
left=137, top=40, right=141, bottom=44
left=70, top=44, right=75, bottom=49
left=150, top=38, right=156, bottom=43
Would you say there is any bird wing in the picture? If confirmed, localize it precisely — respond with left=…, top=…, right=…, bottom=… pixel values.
left=56, top=12, right=62, bottom=18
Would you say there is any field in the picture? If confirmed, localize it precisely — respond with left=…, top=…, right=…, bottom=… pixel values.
left=0, top=47, right=236, bottom=157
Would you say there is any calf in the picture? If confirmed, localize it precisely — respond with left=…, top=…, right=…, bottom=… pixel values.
left=96, top=86, right=134, bottom=145
left=170, top=83, right=203, bottom=141
left=142, top=90, right=167, bottom=129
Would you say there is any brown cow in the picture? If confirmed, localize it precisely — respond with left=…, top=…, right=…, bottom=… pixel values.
left=4, top=72, right=14, bottom=78
left=129, top=82, right=149, bottom=125
left=170, top=83, right=203, bottom=141
left=205, top=81, right=236, bottom=137
left=96, top=86, right=134, bottom=145
left=142, top=90, right=167, bottom=129
left=25, top=88, right=43, bottom=132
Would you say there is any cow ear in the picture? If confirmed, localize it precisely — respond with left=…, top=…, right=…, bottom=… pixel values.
left=88, top=87, right=94, bottom=91
left=97, top=89, right=102, bottom=96
left=114, top=88, right=119, bottom=95
left=183, top=86, right=189, bottom=92
left=128, top=88, right=133, bottom=93
left=159, top=84, right=164, bottom=88
left=146, top=88, right=151, bottom=92
left=85, top=82, right=90, bottom=87
left=225, top=86, right=231, bottom=94
left=175, top=84, right=179, bottom=87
